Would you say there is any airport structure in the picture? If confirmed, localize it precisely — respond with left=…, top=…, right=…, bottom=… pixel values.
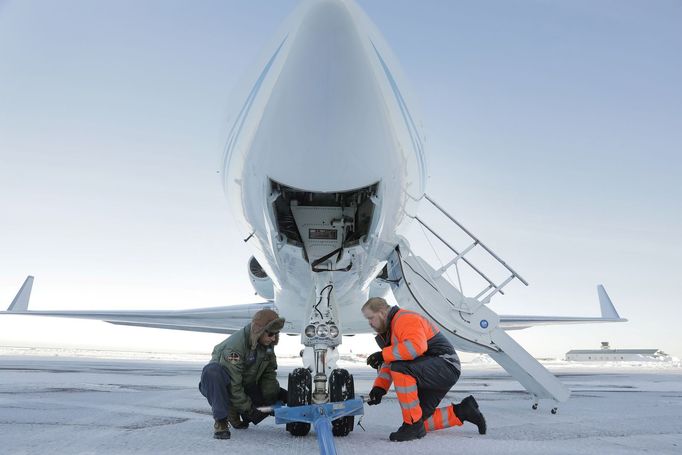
left=566, top=342, right=671, bottom=362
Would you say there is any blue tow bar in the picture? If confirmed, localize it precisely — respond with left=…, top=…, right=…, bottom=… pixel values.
left=262, top=398, right=366, bottom=455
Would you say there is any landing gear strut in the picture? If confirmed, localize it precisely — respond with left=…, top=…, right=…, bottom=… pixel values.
left=272, top=277, right=365, bottom=453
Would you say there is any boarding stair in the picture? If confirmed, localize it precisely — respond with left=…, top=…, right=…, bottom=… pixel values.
left=386, top=194, right=570, bottom=406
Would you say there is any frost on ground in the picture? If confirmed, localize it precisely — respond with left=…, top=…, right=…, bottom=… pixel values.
left=0, top=353, right=681, bottom=454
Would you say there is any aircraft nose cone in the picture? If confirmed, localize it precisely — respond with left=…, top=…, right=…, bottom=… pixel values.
left=223, top=0, right=426, bottom=193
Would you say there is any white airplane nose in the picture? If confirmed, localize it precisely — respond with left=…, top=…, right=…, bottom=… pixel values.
left=223, top=0, right=426, bottom=193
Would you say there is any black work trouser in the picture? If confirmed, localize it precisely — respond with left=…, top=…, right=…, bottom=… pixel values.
left=198, top=362, right=284, bottom=420
left=390, top=355, right=460, bottom=419
left=198, top=362, right=232, bottom=420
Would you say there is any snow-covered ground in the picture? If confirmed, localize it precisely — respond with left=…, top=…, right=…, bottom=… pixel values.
left=1, top=350, right=681, bottom=454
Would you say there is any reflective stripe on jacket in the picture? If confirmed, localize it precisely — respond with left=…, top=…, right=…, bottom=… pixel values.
left=373, top=306, right=460, bottom=390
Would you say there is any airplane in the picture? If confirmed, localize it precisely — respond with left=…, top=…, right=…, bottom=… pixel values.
left=1, top=0, right=625, bottom=435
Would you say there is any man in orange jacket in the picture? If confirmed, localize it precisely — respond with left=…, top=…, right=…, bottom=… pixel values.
left=362, top=297, right=486, bottom=442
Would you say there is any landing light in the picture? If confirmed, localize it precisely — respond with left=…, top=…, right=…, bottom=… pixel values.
left=329, top=325, right=339, bottom=338
left=305, top=325, right=316, bottom=338
left=316, top=324, right=329, bottom=338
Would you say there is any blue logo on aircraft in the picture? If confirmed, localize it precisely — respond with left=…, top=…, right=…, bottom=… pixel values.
left=480, top=320, right=489, bottom=329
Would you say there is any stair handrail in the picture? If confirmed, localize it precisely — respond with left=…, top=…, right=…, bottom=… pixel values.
left=423, top=194, right=529, bottom=286
left=414, top=217, right=503, bottom=295
left=407, top=194, right=529, bottom=303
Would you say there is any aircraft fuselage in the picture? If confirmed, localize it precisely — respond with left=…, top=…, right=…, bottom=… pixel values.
left=221, top=0, right=426, bottom=335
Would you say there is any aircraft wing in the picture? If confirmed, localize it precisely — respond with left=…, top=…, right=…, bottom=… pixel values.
left=498, top=285, right=627, bottom=330
left=1, top=276, right=273, bottom=334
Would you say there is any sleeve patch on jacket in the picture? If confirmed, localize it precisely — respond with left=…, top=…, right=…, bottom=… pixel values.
left=225, top=352, right=241, bottom=364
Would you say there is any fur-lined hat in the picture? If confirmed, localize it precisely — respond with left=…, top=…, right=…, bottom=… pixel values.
left=250, top=309, right=285, bottom=347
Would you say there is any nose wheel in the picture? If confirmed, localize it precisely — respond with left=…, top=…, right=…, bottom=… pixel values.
left=286, top=368, right=312, bottom=436
left=329, top=369, right=355, bottom=436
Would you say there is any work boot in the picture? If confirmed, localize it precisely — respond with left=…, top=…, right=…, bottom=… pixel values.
left=389, top=419, right=426, bottom=442
left=453, top=395, right=487, bottom=435
left=228, top=408, right=249, bottom=430
left=213, top=418, right=231, bottom=439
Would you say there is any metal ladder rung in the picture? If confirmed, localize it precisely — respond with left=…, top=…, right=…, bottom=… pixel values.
left=423, top=194, right=529, bottom=286
left=474, top=284, right=495, bottom=301
left=416, top=217, right=503, bottom=295
left=479, top=274, right=516, bottom=303
left=413, top=194, right=530, bottom=305
left=434, top=240, right=478, bottom=277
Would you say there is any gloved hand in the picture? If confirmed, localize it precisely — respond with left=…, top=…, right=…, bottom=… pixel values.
left=228, top=413, right=249, bottom=430
left=247, top=406, right=269, bottom=425
left=366, top=351, right=384, bottom=370
left=367, top=386, right=387, bottom=406
left=228, top=408, right=249, bottom=429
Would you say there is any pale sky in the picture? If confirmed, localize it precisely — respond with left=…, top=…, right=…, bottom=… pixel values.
left=1, top=0, right=681, bottom=359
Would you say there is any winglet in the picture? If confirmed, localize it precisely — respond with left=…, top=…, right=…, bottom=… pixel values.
left=597, top=284, right=620, bottom=319
left=7, top=276, right=34, bottom=312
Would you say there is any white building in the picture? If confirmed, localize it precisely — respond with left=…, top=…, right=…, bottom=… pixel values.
left=565, top=342, right=671, bottom=362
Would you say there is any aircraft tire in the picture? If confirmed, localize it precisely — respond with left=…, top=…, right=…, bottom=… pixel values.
left=329, top=368, right=354, bottom=437
left=286, top=368, right=312, bottom=437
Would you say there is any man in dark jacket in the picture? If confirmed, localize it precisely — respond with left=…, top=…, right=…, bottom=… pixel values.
left=199, top=308, right=287, bottom=439
left=362, top=297, right=486, bottom=442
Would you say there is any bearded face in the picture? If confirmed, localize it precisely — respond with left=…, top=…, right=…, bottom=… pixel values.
left=362, top=308, right=388, bottom=334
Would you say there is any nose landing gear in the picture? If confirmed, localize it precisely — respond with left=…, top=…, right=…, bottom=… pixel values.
left=285, top=367, right=356, bottom=438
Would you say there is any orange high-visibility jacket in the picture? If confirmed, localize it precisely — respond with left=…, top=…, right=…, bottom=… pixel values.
left=373, top=306, right=459, bottom=391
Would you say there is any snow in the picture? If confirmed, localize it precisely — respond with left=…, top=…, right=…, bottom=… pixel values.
left=1, top=350, right=681, bottom=454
